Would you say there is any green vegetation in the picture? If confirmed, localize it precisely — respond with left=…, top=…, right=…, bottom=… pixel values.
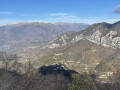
left=68, top=73, right=95, bottom=90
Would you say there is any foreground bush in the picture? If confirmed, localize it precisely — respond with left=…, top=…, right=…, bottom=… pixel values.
left=68, top=73, right=96, bottom=90
left=1, top=61, right=120, bottom=90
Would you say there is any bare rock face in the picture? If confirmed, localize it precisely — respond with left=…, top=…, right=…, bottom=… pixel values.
left=46, top=21, right=120, bottom=49
left=100, top=31, right=118, bottom=48
left=87, top=30, right=120, bottom=48
left=48, top=43, right=60, bottom=49
left=71, top=34, right=84, bottom=43
left=86, top=30, right=102, bottom=44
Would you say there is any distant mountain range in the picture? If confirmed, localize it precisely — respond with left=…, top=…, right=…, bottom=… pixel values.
left=0, top=22, right=89, bottom=51
left=17, top=21, right=120, bottom=82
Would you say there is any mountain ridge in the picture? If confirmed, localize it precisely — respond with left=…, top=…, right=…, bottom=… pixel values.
left=44, top=21, right=120, bottom=49
left=0, top=22, right=89, bottom=51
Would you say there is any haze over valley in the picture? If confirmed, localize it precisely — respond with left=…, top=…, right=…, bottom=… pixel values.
left=0, top=0, right=120, bottom=90
left=0, top=22, right=89, bottom=52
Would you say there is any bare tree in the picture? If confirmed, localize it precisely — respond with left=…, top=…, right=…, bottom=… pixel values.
left=0, top=51, right=18, bottom=70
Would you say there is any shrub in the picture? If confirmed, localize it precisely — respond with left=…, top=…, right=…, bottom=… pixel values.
left=68, top=73, right=96, bottom=90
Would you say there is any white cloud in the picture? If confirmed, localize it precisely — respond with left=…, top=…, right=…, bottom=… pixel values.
left=0, top=12, right=119, bottom=25
left=50, top=13, right=67, bottom=16
left=0, top=12, right=14, bottom=14
left=114, top=5, right=120, bottom=14
left=66, top=16, right=78, bottom=18
left=45, top=17, right=119, bottom=24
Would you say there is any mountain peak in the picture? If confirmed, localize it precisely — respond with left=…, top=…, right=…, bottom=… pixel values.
left=90, top=22, right=112, bottom=29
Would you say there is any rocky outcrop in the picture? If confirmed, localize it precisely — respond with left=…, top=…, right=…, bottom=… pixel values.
left=86, top=30, right=102, bottom=44
left=46, top=22, right=120, bottom=49
left=87, top=30, right=120, bottom=48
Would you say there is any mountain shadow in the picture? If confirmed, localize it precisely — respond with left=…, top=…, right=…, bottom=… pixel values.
left=38, top=64, right=78, bottom=79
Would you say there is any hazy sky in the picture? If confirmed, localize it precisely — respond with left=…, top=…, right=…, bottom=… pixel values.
left=0, top=0, right=120, bottom=25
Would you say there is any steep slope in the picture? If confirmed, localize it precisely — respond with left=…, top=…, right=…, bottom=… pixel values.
left=0, top=22, right=89, bottom=51
left=45, top=22, right=120, bottom=49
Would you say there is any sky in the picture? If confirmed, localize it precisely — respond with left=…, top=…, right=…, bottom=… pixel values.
left=0, top=0, right=120, bottom=25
